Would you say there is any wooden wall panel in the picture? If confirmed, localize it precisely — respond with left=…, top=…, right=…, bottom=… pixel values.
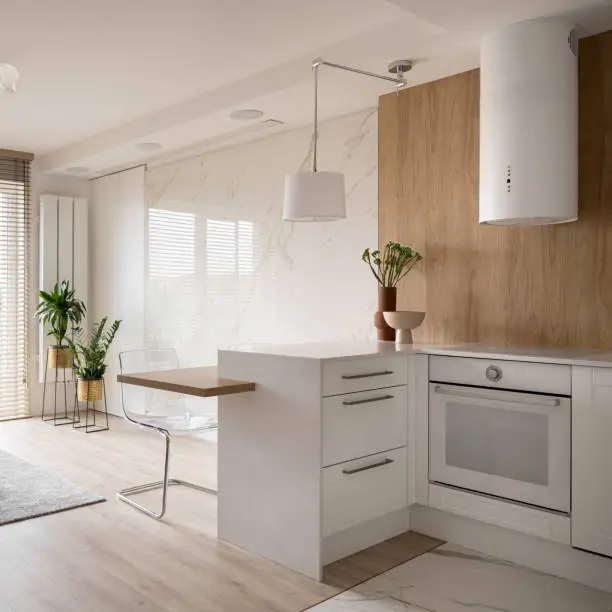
left=379, top=31, right=612, bottom=348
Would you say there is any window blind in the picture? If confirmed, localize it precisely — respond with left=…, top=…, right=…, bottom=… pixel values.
left=0, top=152, right=32, bottom=419
left=147, top=208, right=197, bottom=348
left=148, top=208, right=195, bottom=279
left=146, top=206, right=257, bottom=361
left=206, top=219, right=254, bottom=277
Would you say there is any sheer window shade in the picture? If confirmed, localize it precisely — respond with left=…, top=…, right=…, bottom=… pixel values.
left=0, top=153, right=32, bottom=419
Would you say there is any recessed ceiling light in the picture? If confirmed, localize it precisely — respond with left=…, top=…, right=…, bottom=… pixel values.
left=0, top=63, right=19, bottom=93
left=230, top=109, right=264, bottom=121
left=135, top=142, right=163, bottom=151
left=66, top=166, right=89, bottom=174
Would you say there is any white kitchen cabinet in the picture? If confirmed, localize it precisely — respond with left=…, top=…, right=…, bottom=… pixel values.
left=322, top=446, right=407, bottom=536
left=217, top=343, right=412, bottom=580
left=572, top=366, right=612, bottom=558
left=322, top=386, right=407, bottom=466
left=216, top=340, right=612, bottom=583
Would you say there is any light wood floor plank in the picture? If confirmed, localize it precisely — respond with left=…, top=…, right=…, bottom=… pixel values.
left=0, top=416, right=440, bottom=612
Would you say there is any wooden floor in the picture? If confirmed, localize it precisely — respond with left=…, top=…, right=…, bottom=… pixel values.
left=0, top=416, right=440, bottom=612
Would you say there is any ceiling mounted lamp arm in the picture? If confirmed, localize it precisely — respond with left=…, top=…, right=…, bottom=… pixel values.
left=283, top=57, right=411, bottom=222
left=312, top=58, right=408, bottom=86
left=310, top=58, right=408, bottom=174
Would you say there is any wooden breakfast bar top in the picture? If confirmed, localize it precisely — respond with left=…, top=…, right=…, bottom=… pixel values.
left=117, top=366, right=256, bottom=398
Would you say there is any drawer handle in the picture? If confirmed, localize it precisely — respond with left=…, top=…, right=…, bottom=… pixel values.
left=342, top=394, right=394, bottom=406
left=342, top=458, right=394, bottom=475
left=341, top=370, right=393, bottom=380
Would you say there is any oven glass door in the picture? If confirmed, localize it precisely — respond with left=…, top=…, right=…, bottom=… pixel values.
left=429, top=383, right=570, bottom=513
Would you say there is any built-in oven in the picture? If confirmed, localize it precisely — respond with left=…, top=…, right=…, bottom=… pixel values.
left=428, top=357, right=571, bottom=514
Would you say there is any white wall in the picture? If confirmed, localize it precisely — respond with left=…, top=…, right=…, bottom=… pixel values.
left=66, top=109, right=378, bottom=417
left=146, top=108, right=379, bottom=367
left=31, top=167, right=146, bottom=417
left=90, top=167, right=146, bottom=415
left=30, top=167, right=91, bottom=414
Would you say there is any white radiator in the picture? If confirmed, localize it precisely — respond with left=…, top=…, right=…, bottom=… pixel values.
left=38, top=195, right=88, bottom=382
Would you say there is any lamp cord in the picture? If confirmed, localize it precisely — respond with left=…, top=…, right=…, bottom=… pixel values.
left=313, top=62, right=318, bottom=173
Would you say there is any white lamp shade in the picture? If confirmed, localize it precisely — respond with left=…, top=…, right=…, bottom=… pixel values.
left=283, top=171, right=346, bottom=221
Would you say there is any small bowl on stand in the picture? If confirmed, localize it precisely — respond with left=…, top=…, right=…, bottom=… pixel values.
left=383, top=311, right=426, bottom=344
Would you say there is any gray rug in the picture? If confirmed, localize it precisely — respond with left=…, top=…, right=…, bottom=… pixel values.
left=0, top=449, right=105, bottom=525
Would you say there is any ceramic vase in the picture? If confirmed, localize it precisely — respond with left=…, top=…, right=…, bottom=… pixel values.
left=374, top=286, right=397, bottom=341
left=382, top=311, right=426, bottom=345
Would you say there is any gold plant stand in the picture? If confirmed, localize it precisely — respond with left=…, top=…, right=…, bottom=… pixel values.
left=73, top=378, right=109, bottom=433
left=41, top=346, right=78, bottom=426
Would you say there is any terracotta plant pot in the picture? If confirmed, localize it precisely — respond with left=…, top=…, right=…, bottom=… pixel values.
left=374, top=286, right=397, bottom=341
left=48, top=346, right=73, bottom=369
left=77, top=378, right=103, bottom=402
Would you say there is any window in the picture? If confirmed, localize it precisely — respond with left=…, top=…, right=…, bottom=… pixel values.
left=147, top=208, right=197, bottom=349
left=146, top=207, right=257, bottom=363
left=0, top=153, right=32, bottom=419
left=206, top=220, right=254, bottom=276
left=148, top=208, right=195, bottom=279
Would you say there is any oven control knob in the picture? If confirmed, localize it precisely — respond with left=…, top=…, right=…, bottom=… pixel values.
left=486, top=365, right=503, bottom=382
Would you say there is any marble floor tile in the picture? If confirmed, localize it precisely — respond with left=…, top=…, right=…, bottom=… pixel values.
left=310, top=543, right=612, bottom=612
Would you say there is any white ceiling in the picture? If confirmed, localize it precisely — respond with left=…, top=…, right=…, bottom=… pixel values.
left=1, top=0, right=610, bottom=176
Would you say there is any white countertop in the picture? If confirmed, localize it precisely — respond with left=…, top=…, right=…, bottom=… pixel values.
left=220, top=340, right=612, bottom=367
left=220, top=340, right=417, bottom=360
left=419, top=344, right=612, bottom=367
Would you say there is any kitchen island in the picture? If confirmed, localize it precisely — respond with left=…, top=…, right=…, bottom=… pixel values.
left=217, top=341, right=416, bottom=580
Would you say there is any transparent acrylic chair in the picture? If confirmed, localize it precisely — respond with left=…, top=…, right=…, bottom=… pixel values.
left=117, top=349, right=218, bottom=519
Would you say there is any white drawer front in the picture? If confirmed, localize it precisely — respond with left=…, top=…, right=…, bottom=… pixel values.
left=322, top=386, right=407, bottom=467
left=322, top=447, right=407, bottom=537
left=323, top=356, right=407, bottom=397
left=429, top=355, right=571, bottom=395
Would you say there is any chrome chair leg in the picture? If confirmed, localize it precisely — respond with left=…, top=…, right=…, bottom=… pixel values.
left=117, top=427, right=217, bottom=519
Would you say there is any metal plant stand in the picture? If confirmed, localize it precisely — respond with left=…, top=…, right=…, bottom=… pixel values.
left=73, top=378, right=110, bottom=433
left=41, top=348, right=78, bottom=426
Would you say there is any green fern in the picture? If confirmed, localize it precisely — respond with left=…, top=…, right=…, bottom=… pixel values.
left=67, top=318, right=121, bottom=380
left=35, top=280, right=86, bottom=347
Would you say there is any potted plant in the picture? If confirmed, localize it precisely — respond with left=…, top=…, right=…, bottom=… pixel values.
left=362, top=241, right=423, bottom=341
left=35, top=281, right=86, bottom=369
left=67, top=317, right=121, bottom=402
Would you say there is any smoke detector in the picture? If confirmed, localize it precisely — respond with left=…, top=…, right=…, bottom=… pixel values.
left=0, top=64, right=19, bottom=93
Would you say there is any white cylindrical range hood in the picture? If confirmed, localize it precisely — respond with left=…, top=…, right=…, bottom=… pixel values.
left=479, top=18, right=578, bottom=226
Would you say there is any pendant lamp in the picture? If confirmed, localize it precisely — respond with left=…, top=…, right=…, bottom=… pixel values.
left=283, top=59, right=411, bottom=222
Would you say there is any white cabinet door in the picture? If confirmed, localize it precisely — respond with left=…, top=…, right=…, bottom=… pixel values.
left=322, top=447, right=407, bottom=537
left=322, top=386, right=407, bottom=467
left=572, top=366, right=612, bottom=557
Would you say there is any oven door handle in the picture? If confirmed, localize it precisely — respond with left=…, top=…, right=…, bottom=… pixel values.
left=433, top=384, right=561, bottom=407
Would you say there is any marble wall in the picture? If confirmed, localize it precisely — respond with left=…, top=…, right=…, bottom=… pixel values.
left=145, top=109, right=379, bottom=366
